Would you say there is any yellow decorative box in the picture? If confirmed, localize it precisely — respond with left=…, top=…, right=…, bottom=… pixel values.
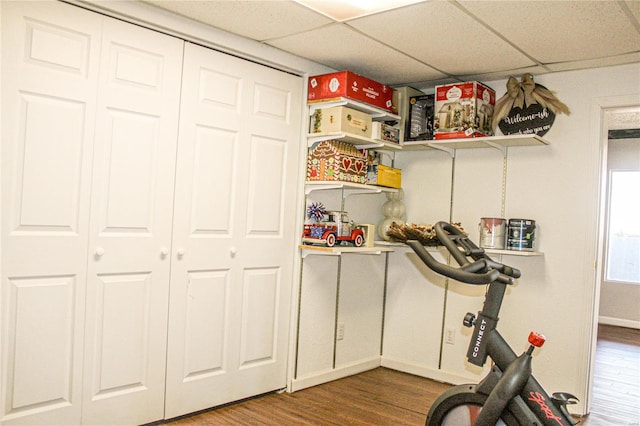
left=367, top=164, right=402, bottom=188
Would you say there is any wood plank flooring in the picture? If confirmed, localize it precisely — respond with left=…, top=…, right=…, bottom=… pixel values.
left=581, top=324, right=640, bottom=426
left=162, top=325, right=639, bottom=425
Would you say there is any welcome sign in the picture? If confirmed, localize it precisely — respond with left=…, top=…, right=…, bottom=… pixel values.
left=493, top=74, right=569, bottom=137
left=498, top=102, right=556, bottom=137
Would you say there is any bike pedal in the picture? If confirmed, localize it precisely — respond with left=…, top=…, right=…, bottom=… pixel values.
left=552, top=392, right=579, bottom=405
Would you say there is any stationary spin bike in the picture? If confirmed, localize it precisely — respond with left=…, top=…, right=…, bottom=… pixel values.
left=407, top=222, right=578, bottom=426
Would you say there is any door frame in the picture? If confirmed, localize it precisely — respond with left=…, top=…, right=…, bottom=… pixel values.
left=585, top=93, right=640, bottom=414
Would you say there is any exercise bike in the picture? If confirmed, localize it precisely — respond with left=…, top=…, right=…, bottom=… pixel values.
left=407, top=222, right=578, bottom=426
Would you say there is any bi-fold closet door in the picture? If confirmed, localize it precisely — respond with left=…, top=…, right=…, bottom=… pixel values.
left=165, top=42, right=303, bottom=419
left=1, top=2, right=302, bottom=425
left=1, top=2, right=182, bottom=424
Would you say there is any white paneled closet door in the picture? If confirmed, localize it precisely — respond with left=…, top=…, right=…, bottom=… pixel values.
left=81, top=18, right=183, bottom=426
left=1, top=3, right=102, bottom=424
left=164, top=43, right=303, bottom=418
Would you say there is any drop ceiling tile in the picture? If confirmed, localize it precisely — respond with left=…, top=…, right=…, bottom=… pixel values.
left=143, top=0, right=333, bottom=41
left=268, top=23, right=446, bottom=85
left=347, top=1, right=536, bottom=76
left=625, top=0, right=640, bottom=22
left=606, top=107, right=640, bottom=130
left=458, top=65, right=551, bottom=87
left=460, top=1, right=640, bottom=64
left=545, top=52, right=640, bottom=73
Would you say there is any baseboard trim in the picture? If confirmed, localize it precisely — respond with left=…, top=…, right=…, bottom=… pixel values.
left=598, top=316, right=640, bottom=329
left=380, top=357, right=478, bottom=386
left=289, top=357, right=381, bottom=392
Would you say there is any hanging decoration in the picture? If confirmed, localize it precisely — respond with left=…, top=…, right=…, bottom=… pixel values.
left=492, top=73, right=570, bottom=137
left=306, top=202, right=327, bottom=222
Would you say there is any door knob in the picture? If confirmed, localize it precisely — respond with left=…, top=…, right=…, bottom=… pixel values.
left=160, top=247, right=169, bottom=257
left=95, top=247, right=105, bottom=257
left=177, top=248, right=185, bottom=257
left=230, top=246, right=238, bottom=257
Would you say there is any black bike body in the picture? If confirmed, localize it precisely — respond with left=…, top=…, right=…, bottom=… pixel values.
left=407, top=222, right=577, bottom=426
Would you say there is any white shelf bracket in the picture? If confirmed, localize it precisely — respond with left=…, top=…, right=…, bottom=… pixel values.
left=485, top=140, right=507, bottom=153
left=305, top=183, right=343, bottom=195
left=427, top=142, right=456, bottom=157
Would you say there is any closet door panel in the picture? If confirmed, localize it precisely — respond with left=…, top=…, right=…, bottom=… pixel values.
left=82, top=18, right=183, bottom=426
left=165, top=43, right=303, bottom=418
left=190, top=125, right=236, bottom=233
left=1, top=2, right=102, bottom=424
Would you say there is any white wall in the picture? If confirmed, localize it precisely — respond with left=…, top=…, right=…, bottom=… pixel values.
left=387, top=63, right=640, bottom=415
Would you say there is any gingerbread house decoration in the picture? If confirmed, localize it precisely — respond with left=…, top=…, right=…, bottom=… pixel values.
left=307, top=140, right=368, bottom=184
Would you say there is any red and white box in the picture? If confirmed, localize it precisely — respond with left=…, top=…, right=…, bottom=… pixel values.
left=308, top=71, right=394, bottom=112
left=434, top=82, right=495, bottom=139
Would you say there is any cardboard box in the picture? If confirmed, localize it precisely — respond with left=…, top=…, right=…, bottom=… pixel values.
left=394, top=86, right=425, bottom=143
left=406, top=94, right=434, bottom=141
left=367, top=164, right=402, bottom=188
left=307, top=140, right=368, bottom=184
left=355, top=223, right=376, bottom=247
left=434, top=82, right=495, bottom=139
left=310, top=106, right=373, bottom=138
left=308, top=71, right=394, bottom=112
left=372, top=122, right=400, bottom=144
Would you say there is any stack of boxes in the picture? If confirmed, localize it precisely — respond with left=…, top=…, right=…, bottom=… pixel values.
left=305, top=73, right=498, bottom=187
left=399, top=81, right=496, bottom=142
left=306, top=70, right=402, bottom=189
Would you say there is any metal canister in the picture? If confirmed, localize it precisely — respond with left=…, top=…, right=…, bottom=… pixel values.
left=479, top=218, right=506, bottom=249
left=507, top=219, right=536, bottom=251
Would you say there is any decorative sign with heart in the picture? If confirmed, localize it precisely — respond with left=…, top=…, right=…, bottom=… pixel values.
left=342, top=158, right=352, bottom=171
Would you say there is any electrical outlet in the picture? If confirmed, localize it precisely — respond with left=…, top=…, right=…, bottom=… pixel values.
left=445, top=327, right=455, bottom=345
left=337, top=323, right=345, bottom=341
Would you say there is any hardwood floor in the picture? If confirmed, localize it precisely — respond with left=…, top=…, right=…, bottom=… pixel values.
left=162, top=368, right=450, bottom=425
left=162, top=325, right=639, bottom=425
left=580, top=324, right=640, bottom=426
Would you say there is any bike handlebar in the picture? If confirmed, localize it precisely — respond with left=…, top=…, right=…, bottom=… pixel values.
left=407, top=221, right=521, bottom=285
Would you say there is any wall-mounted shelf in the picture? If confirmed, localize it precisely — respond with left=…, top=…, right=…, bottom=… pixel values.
left=485, top=248, right=544, bottom=257
left=376, top=241, right=543, bottom=257
left=308, top=132, right=548, bottom=154
left=307, top=132, right=402, bottom=151
left=299, top=244, right=394, bottom=258
left=402, top=134, right=549, bottom=154
left=305, top=181, right=398, bottom=196
left=308, top=97, right=400, bottom=122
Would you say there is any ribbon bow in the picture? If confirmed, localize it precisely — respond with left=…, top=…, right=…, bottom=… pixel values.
left=505, top=73, right=536, bottom=109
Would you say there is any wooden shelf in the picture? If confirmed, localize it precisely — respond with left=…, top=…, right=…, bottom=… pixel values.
left=299, top=244, right=394, bottom=258
left=402, top=134, right=549, bottom=153
left=305, top=181, right=398, bottom=196
left=308, top=97, right=400, bottom=122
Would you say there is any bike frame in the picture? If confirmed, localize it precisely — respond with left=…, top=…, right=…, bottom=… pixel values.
left=407, top=224, right=576, bottom=426
left=470, top=279, right=575, bottom=425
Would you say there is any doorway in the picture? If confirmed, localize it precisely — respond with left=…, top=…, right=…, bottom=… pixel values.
left=588, top=104, right=640, bottom=418
left=597, top=106, right=640, bottom=327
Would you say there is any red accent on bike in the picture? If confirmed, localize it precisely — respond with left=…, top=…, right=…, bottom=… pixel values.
left=528, top=331, right=546, bottom=347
